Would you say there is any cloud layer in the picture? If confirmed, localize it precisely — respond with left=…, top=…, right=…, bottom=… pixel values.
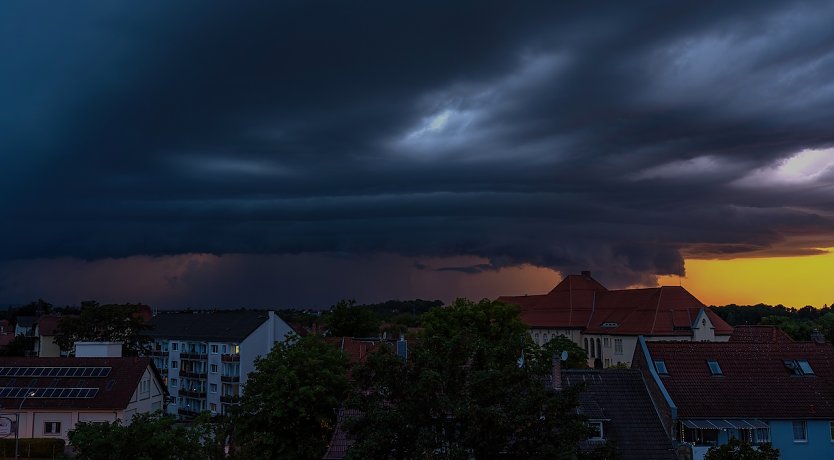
left=3, top=1, right=834, bottom=304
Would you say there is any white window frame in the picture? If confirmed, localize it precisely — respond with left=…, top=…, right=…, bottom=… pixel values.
left=44, top=421, right=61, bottom=435
left=211, top=344, right=219, bottom=354
left=171, top=342, right=179, bottom=351
left=613, top=338, right=623, bottom=355
left=210, top=364, right=219, bottom=373
left=793, top=420, right=808, bottom=443
left=210, top=383, right=218, bottom=393
left=171, top=361, right=178, bottom=369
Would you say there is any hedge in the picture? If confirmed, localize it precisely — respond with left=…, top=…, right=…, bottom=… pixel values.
left=0, top=438, right=66, bottom=459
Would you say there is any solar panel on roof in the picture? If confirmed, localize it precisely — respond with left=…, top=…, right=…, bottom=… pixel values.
left=0, top=367, right=112, bottom=378
left=0, top=387, right=98, bottom=398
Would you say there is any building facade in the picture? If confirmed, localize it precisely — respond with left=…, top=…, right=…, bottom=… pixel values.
left=147, top=310, right=294, bottom=418
left=633, top=327, right=834, bottom=460
left=0, top=352, right=165, bottom=442
left=498, top=271, right=733, bottom=367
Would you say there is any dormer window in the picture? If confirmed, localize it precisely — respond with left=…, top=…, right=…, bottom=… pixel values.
left=797, top=360, right=814, bottom=375
left=601, top=322, right=618, bottom=328
left=707, top=360, right=722, bottom=375
left=654, top=360, right=668, bottom=375
left=587, top=421, right=604, bottom=441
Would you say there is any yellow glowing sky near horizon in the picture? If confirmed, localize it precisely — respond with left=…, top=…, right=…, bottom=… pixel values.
left=657, top=248, right=834, bottom=308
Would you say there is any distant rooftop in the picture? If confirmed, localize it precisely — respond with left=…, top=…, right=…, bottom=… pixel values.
left=146, top=310, right=276, bottom=342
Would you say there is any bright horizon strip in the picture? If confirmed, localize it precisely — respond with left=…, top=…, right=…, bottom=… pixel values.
left=657, top=247, right=834, bottom=308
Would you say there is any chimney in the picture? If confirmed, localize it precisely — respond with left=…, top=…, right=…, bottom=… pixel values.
left=551, top=355, right=562, bottom=392
left=810, top=329, right=825, bottom=344
left=581, top=270, right=591, bottom=278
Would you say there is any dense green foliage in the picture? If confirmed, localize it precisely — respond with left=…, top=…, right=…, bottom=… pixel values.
left=323, top=299, right=382, bottom=337
left=345, top=299, right=593, bottom=459
left=54, top=302, right=151, bottom=355
left=0, top=438, right=65, bottom=458
left=68, top=412, right=224, bottom=460
left=704, top=437, right=779, bottom=460
left=712, top=304, right=834, bottom=342
left=234, top=335, right=350, bottom=459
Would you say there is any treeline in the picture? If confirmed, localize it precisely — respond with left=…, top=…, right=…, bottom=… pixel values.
left=278, top=298, right=444, bottom=337
left=711, top=303, right=834, bottom=342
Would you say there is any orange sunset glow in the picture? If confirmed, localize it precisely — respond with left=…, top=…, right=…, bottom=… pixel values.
left=658, top=248, right=834, bottom=308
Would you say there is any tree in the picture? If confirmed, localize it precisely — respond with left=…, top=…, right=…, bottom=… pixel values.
left=324, top=299, right=381, bottom=337
left=704, top=437, right=779, bottom=460
left=68, top=412, right=224, bottom=460
left=234, top=335, right=350, bottom=459
left=54, top=303, right=152, bottom=355
left=346, top=298, right=591, bottom=459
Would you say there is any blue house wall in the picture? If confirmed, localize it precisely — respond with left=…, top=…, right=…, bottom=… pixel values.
left=768, top=420, right=833, bottom=460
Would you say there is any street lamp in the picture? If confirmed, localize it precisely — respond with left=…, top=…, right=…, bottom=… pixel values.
left=15, top=390, right=36, bottom=460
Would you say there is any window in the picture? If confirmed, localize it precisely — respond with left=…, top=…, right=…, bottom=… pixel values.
left=170, top=378, right=178, bottom=387
left=754, top=427, right=770, bottom=444
left=654, top=360, right=668, bottom=375
left=590, top=338, right=596, bottom=358
left=233, top=344, right=239, bottom=354
left=604, top=358, right=611, bottom=367
left=171, top=342, right=179, bottom=351
left=785, top=359, right=815, bottom=376
left=44, top=421, right=61, bottom=435
left=211, top=344, right=219, bottom=354
left=603, top=337, right=610, bottom=348
left=707, top=360, right=723, bottom=375
left=596, top=339, right=601, bottom=357
left=584, top=338, right=589, bottom=354
left=613, top=339, right=623, bottom=354
left=587, top=421, right=604, bottom=440
left=171, top=361, right=178, bottom=369
left=210, top=403, right=217, bottom=412
left=210, top=383, right=217, bottom=393
left=210, top=364, right=218, bottom=373
left=793, top=420, right=807, bottom=442
left=797, top=360, right=814, bottom=375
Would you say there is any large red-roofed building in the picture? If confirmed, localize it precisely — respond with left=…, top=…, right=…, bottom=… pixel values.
left=498, top=271, right=733, bottom=367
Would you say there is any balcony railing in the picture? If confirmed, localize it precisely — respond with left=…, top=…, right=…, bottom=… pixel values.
left=178, top=408, right=203, bottom=418
left=179, top=370, right=208, bottom=379
left=180, top=352, right=207, bottom=360
left=221, top=354, right=240, bottom=362
left=150, top=350, right=169, bottom=357
left=221, top=375, right=240, bottom=383
left=220, top=395, right=238, bottom=404
left=179, top=388, right=207, bottom=398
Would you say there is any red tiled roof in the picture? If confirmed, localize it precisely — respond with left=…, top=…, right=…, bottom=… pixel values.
left=324, top=337, right=386, bottom=364
left=35, top=314, right=68, bottom=336
left=646, top=332, right=834, bottom=419
left=498, top=274, right=733, bottom=336
left=728, top=325, right=793, bottom=343
left=0, top=357, right=155, bottom=411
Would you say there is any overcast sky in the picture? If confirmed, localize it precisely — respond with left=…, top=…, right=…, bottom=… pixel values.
left=3, top=1, right=834, bottom=308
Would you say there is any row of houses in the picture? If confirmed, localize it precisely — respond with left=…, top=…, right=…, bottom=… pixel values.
left=0, top=309, right=297, bottom=444
left=496, top=272, right=834, bottom=460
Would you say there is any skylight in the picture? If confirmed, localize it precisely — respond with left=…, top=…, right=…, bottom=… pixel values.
left=784, top=360, right=815, bottom=376
left=707, top=360, right=723, bottom=375
left=654, top=360, right=668, bottom=375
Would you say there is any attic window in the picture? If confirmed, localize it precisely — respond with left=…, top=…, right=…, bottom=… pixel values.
left=707, top=360, right=723, bottom=375
left=601, top=322, right=619, bottom=328
left=784, top=359, right=814, bottom=375
left=785, top=360, right=814, bottom=376
left=654, top=360, right=668, bottom=375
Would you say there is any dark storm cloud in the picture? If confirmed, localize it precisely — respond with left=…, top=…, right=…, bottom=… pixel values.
left=3, top=0, right=834, bottom=297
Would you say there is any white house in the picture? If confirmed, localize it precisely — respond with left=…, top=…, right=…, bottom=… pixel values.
left=0, top=343, right=166, bottom=442
left=147, top=310, right=295, bottom=418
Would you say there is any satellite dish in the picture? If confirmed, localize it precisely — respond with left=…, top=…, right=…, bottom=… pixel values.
left=560, top=351, right=568, bottom=362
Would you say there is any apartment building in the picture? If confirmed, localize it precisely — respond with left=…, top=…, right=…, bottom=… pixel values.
left=147, top=310, right=294, bottom=418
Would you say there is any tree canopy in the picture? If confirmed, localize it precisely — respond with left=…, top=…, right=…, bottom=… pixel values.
left=234, top=335, right=350, bottom=459
left=68, top=412, right=225, bottom=460
left=54, top=302, right=152, bottom=355
left=324, top=299, right=381, bottom=337
left=345, top=298, right=592, bottom=459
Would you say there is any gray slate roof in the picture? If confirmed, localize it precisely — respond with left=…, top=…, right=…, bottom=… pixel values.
left=146, top=310, right=273, bottom=342
left=563, top=369, right=677, bottom=460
